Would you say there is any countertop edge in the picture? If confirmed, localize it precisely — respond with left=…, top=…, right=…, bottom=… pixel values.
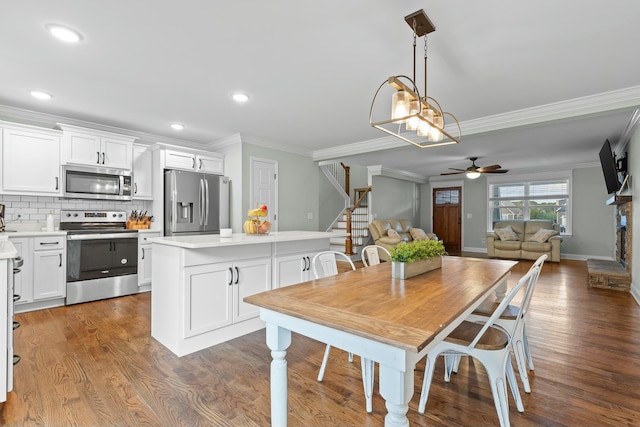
left=149, top=231, right=348, bottom=249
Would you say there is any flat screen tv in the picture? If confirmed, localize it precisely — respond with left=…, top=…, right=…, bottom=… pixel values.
left=599, top=139, right=621, bottom=194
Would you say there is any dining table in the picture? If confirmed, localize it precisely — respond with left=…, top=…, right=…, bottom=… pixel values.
left=244, top=255, right=518, bottom=427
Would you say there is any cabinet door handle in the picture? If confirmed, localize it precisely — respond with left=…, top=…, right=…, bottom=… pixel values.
left=55, top=176, right=59, bottom=190
left=102, top=152, right=105, bottom=164
left=199, top=159, right=203, bottom=170
left=59, top=253, right=62, bottom=267
left=228, top=267, right=233, bottom=286
left=40, top=241, right=59, bottom=246
left=141, top=247, right=145, bottom=260
left=192, top=157, right=196, bottom=169
left=97, top=151, right=101, bottom=164
left=134, top=183, right=138, bottom=194
left=306, top=256, right=311, bottom=271
left=235, top=266, right=239, bottom=284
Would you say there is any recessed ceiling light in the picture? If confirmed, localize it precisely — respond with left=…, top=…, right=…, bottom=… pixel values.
left=46, top=24, right=83, bottom=43
left=30, top=90, right=53, bottom=100
left=171, top=123, right=184, bottom=131
left=232, top=93, right=249, bottom=103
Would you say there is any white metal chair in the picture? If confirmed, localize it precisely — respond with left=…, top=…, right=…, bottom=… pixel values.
left=456, top=254, right=547, bottom=393
left=361, top=245, right=391, bottom=267
left=311, top=251, right=375, bottom=412
left=418, top=264, right=542, bottom=427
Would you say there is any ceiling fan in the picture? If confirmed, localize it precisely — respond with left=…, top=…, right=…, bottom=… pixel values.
left=441, top=157, right=509, bottom=179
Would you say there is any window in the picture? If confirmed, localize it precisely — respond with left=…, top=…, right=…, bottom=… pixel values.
left=488, top=174, right=571, bottom=234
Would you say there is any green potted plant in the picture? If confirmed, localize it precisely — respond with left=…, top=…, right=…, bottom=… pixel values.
left=389, top=239, right=447, bottom=279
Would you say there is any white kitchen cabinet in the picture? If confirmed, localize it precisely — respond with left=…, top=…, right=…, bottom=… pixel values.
left=132, top=144, right=153, bottom=199
left=32, top=236, right=65, bottom=301
left=58, top=123, right=136, bottom=170
left=164, top=149, right=196, bottom=170
left=164, top=149, right=224, bottom=175
left=0, top=123, right=61, bottom=196
left=183, top=256, right=270, bottom=338
left=195, top=154, right=224, bottom=174
left=272, top=239, right=327, bottom=288
left=9, top=235, right=66, bottom=313
left=138, top=231, right=161, bottom=289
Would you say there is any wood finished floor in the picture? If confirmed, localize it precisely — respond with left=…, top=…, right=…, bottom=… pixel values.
left=2, top=258, right=640, bottom=426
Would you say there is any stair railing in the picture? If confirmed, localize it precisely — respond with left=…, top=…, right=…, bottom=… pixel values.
left=319, top=162, right=371, bottom=255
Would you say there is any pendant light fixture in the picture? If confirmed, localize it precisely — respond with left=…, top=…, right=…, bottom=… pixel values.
left=370, top=10, right=461, bottom=148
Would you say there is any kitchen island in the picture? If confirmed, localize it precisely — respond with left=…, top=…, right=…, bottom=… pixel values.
left=149, top=231, right=347, bottom=356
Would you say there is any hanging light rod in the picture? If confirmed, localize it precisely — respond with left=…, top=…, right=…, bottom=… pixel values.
left=369, top=9, right=461, bottom=148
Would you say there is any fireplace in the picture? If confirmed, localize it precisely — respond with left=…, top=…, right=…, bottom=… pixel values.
left=587, top=200, right=632, bottom=291
left=616, top=203, right=632, bottom=272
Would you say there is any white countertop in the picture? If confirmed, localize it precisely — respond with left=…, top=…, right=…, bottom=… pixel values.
left=148, top=230, right=348, bottom=249
left=0, top=235, right=18, bottom=259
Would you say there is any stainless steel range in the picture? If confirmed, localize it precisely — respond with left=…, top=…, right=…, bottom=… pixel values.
left=61, top=210, right=138, bottom=305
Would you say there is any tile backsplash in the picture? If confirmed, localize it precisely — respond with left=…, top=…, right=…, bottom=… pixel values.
left=0, top=194, right=152, bottom=226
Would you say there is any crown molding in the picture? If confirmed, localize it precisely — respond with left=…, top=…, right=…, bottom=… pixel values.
left=0, top=104, right=205, bottom=149
left=313, top=85, right=640, bottom=161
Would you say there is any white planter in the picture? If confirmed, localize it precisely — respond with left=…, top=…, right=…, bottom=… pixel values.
left=391, top=257, right=442, bottom=279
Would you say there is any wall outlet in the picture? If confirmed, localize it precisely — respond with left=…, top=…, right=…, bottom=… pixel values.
left=307, top=212, right=313, bottom=220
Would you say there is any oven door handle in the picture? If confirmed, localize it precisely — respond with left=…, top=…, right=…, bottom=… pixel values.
left=67, top=233, right=138, bottom=240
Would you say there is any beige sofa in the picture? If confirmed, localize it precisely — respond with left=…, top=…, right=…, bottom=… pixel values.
left=368, top=219, right=437, bottom=261
left=487, top=220, right=562, bottom=262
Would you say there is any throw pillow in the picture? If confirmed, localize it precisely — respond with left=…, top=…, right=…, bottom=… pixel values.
left=409, top=228, right=428, bottom=241
left=528, top=228, right=559, bottom=243
left=494, top=226, right=519, bottom=241
left=387, top=229, right=400, bottom=238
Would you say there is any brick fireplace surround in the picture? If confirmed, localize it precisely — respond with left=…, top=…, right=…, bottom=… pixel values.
left=587, top=201, right=632, bottom=291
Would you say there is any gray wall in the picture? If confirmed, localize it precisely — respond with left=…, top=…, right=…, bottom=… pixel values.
left=562, top=167, right=616, bottom=257
left=242, top=143, right=319, bottom=231
left=626, top=126, right=639, bottom=298
left=370, top=176, right=418, bottom=224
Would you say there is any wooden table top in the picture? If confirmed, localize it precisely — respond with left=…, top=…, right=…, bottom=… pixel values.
left=245, top=256, right=518, bottom=353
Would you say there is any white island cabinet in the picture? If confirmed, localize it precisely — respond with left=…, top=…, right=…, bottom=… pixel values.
left=149, top=231, right=345, bottom=357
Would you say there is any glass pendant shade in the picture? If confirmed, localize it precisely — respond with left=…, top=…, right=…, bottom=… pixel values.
left=417, top=108, right=433, bottom=136
left=428, top=112, right=444, bottom=141
left=405, top=100, right=420, bottom=131
left=391, top=90, right=410, bottom=123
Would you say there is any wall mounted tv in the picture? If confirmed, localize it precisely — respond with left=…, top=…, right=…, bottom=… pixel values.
left=599, top=139, right=622, bottom=194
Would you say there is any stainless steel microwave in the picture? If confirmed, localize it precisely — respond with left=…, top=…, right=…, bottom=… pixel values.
left=62, top=165, right=132, bottom=201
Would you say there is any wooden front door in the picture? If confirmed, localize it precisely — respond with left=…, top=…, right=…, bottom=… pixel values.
left=433, top=187, right=462, bottom=253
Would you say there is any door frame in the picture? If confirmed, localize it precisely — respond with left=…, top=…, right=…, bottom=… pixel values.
left=430, top=180, right=464, bottom=252
left=250, top=156, right=279, bottom=232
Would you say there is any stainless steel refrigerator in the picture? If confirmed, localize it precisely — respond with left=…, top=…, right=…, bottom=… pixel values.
left=164, top=170, right=230, bottom=236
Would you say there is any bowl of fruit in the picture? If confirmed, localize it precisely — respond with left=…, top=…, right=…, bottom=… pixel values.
left=244, top=204, right=271, bottom=235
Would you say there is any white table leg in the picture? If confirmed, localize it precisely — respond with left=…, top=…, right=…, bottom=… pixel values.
left=266, top=323, right=292, bottom=427
left=378, top=363, right=413, bottom=427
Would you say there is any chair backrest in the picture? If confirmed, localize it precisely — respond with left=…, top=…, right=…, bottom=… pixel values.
left=361, top=245, right=391, bottom=267
left=468, top=264, right=542, bottom=349
left=311, top=251, right=356, bottom=279
left=518, top=254, right=547, bottom=321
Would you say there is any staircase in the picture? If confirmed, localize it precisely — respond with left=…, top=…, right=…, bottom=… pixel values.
left=329, top=204, right=370, bottom=257
left=319, top=161, right=372, bottom=260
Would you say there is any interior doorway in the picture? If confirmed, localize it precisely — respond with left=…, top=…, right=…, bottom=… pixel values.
left=250, top=157, right=278, bottom=231
left=432, top=187, right=461, bottom=253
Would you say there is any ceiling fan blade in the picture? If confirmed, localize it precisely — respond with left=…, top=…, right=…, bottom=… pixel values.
left=482, top=169, right=509, bottom=174
left=477, top=164, right=501, bottom=172
left=447, top=168, right=467, bottom=172
left=440, top=171, right=465, bottom=176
